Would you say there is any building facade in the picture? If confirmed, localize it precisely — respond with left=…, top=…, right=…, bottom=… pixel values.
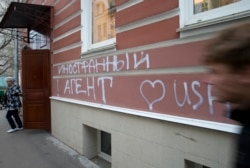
left=5, top=0, right=250, bottom=167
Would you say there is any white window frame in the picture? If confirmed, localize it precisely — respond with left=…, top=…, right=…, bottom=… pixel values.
left=179, top=0, right=250, bottom=28
left=81, top=0, right=116, bottom=54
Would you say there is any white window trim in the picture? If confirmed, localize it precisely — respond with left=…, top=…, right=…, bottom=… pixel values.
left=179, top=0, right=250, bottom=28
left=81, top=0, right=116, bottom=54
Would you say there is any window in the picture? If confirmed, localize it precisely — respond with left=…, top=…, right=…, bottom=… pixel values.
left=100, top=131, right=111, bottom=156
left=98, top=131, right=111, bottom=162
left=194, top=0, right=240, bottom=14
left=179, top=0, right=250, bottom=27
left=81, top=0, right=116, bottom=53
left=29, top=30, right=49, bottom=49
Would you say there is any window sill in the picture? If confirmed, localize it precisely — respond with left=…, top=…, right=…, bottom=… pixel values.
left=91, top=156, right=111, bottom=168
left=81, top=43, right=116, bottom=58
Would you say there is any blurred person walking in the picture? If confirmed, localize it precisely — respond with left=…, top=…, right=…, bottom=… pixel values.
left=5, top=77, right=23, bottom=133
left=203, top=22, right=250, bottom=168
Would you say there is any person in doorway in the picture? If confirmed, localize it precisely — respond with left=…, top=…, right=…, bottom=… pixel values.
left=202, top=22, right=250, bottom=168
left=5, top=77, right=23, bottom=133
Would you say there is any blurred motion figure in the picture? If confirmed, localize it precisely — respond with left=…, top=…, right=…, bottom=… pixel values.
left=203, top=22, right=250, bottom=168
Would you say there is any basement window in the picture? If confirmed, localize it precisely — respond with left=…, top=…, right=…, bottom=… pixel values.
left=83, top=125, right=111, bottom=168
left=98, top=130, right=111, bottom=162
left=185, top=160, right=210, bottom=168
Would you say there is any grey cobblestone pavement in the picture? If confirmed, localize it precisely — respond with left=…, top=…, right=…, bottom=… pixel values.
left=0, top=109, right=99, bottom=168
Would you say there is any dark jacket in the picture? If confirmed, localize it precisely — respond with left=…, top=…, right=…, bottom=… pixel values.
left=230, top=108, right=250, bottom=168
left=5, top=84, right=22, bottom=110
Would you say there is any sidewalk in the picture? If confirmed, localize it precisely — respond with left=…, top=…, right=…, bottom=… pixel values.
left=0, top=110, right=100, bottom=168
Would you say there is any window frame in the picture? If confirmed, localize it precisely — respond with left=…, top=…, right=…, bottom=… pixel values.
left=81, top=0, right=116, bottom=54
left=97, top=130, right=111, bottom=162
left=179, top=0, right=250, bottom=28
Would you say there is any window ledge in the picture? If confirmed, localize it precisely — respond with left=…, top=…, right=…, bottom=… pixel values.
left=178, top=10, right=250, bottom=38
left=81, top=43, right=116, bottom=58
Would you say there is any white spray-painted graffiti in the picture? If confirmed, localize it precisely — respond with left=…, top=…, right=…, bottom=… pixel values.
left=140, top=80, right=216, bottom=114
left=58, top=77, right=217, bottom=114
left=56, top=51, right=220, bottom=115
left=57, top=51, right=150, bottom=75
left=62, top=77, right=113, bottom=104
left=140, top=80, right=166, bottom=111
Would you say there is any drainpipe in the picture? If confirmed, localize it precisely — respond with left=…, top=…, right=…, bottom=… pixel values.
left=14, top=28, right=18, bottom=84
left=14, top=0, right=20, bottom=84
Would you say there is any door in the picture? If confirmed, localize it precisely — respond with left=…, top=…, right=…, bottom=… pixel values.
left=21, top=49, right=51, bottom=131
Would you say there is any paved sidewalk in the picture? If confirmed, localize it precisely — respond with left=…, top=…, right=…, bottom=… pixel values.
left=0, top=110, right=100, bottom=168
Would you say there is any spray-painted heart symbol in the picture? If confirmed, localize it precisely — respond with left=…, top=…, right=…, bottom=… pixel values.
left=140, top=80, right=166, bottom=110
